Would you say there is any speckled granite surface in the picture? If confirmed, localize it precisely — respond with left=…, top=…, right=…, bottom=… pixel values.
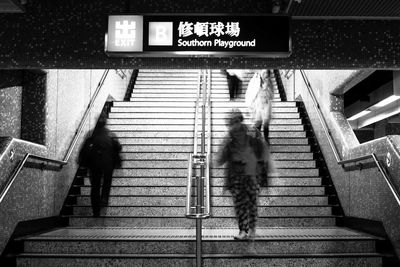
left=0, top=1, right=400, bottom=69
left=0, top=69, right=131, bottom=255
left=296, top=69, right=400, bottom=258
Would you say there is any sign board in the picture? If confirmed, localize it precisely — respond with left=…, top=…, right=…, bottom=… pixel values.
left=105, top=14, right=291, bottom=57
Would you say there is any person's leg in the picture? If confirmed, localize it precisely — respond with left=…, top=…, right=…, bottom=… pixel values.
left=101, top=166, right=113, bottom=206
left=263, top=123, right=269, bottom=144
left=233, top=76, right=240, bottom=99
left=227, top=74, right=235, bottom=100
left=247, top=176, right=260, bottom=240
left=231, top=176, right=248, bottom=239
left=254, top=119, right=262, bottom=138
left=89, top=168, right=102, bottom=217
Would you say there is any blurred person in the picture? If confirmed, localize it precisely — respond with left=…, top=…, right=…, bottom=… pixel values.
left=79, top=115, right=122, bottom=217
left=217, top=109, right=270, bottom=240
left=245, top=69, right=274, bottom=143
left=224, top=69, right=241, bottom=100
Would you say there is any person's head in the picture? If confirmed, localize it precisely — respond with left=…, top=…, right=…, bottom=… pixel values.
left=228, top=109, right=247, bottom=139
left=97, top=113, right=107, bottom=128
left=260, top=69, right=272, bottom=81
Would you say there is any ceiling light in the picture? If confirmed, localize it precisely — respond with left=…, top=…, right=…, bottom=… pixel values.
left=373, top=95, right=400, bottom=108
left=347, top=110, right=371, bottom=121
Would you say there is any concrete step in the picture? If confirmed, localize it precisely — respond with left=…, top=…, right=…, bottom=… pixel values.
left=71, top=206, right=333, bottom=217
left=116, top=136, right=310, bottom=146
left=119, top=151, right=314, bottom=160
left=135, top=81, right=199, bottom=85
left=120, top=152, right=190, bottom=160
left=107, top=124, right=305, bottom=131
left=112, top=101, right=297, bottom=108
left=106, top=118, right=303, bottom=125
left=116, top=136, right=309, bottom=145
left=111, top=168, right=319, bottom=177
left=129, top=91, right=281, bottom=98
left=129, top=96, right=236, bottom=101
left=132, top=84, right=276, bottom=90
left=19, top=227, right=380, bottom=266
left=137, top=73, right=199, bottom=77
left=139, top=69, right=201, bottom=72
left=110, top=106, right=298, bottom=113
left=16, top=254, right=381, bottom=267
left=20, top=227, right=377, bottom=255
left=76, top=186, right=325, bottom=196
left=133, top=84, right=199, bottom=89
left=74, top=195, right=329, bottom=206
left=80, top=177, right=322, bottom=187
left=67, top=215, right=337, bottom=227
left=116, top=159, right=315, bottom=169
left=112, top=130, right=306, bottom=138
left=119, top=144, right=311, bottom=153
left=109, top=112, right=300, bottom=119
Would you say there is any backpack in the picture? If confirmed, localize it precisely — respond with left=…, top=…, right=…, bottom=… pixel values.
left=78, top=137, right=95, bottom=167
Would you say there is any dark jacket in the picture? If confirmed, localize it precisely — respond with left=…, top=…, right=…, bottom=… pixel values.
left=217, top=125, right=269, bottom=189
left=79, top=127, right=122, bottom=170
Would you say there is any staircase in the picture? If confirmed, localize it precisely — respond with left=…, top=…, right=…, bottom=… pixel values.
left=13, top=69, right=385, bottom=266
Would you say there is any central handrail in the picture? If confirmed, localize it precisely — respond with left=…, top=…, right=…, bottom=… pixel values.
left=185, top=69, right=212, bottom=267
left=0, top=69, right=109, bottom=204
left=299, top=69, right=400, bottom=206
left=185, top=69, right=211, bottom=219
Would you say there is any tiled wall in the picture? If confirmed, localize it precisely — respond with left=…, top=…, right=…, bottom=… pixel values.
left=0, top=1, right=399, bottom=68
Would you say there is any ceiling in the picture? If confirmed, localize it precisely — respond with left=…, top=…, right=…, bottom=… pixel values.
left=287, top=0, right=400, bottom=18
left=2, top=0, right=400, bottom=18
left=0, top=0, right=23, bottom=12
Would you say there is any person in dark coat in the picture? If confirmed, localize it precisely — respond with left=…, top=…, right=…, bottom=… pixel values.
left=217, top=109, right=270, bottom=240
left=224, top=69, right=241, bottom=100
left=79, top=116, right=122, bottom=217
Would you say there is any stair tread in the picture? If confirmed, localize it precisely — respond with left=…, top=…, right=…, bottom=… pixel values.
left=63, top=215, right=342, bottom=218
left=16, top=252, right=384, bottom=258
left=19, top=226, right=379, bottom=241
left=65, top=204, right=339, bottom=208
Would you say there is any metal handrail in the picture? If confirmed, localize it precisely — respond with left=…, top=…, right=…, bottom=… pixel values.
left=184, top=69, right=211, bottom=267
left=299, top=69, right=400, bottom=206
left=193, top=70, right=202, bottom=155
left=205, top=69, right=212, bottom=215
left=0, top=69, right=109, bottom=204
left=185, top=70, right=203, bottom=213
left=185, top=69, right=211, bottom=219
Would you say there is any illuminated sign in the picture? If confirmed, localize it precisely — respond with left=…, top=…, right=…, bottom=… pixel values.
left=105, top=14, right=291, bottom=57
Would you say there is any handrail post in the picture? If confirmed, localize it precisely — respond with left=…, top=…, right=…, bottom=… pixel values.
left=185, top=69, right=213, bottom=267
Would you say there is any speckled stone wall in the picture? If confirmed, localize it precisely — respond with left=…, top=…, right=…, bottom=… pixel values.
left=294, top=70, right=400, bottom=257
left=0, top=69, right=131, bottom=254
left=0, top=86, right=22, bottom=138
left=21, top=71, right=47, bottom=144
left=0, top=1, right=400, bottom=68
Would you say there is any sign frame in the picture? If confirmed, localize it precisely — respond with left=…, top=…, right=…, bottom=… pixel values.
left=105, top=13, right=292, bottom=58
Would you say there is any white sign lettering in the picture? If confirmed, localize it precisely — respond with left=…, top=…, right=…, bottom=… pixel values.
left=178, top=21, right=241, bottom=38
